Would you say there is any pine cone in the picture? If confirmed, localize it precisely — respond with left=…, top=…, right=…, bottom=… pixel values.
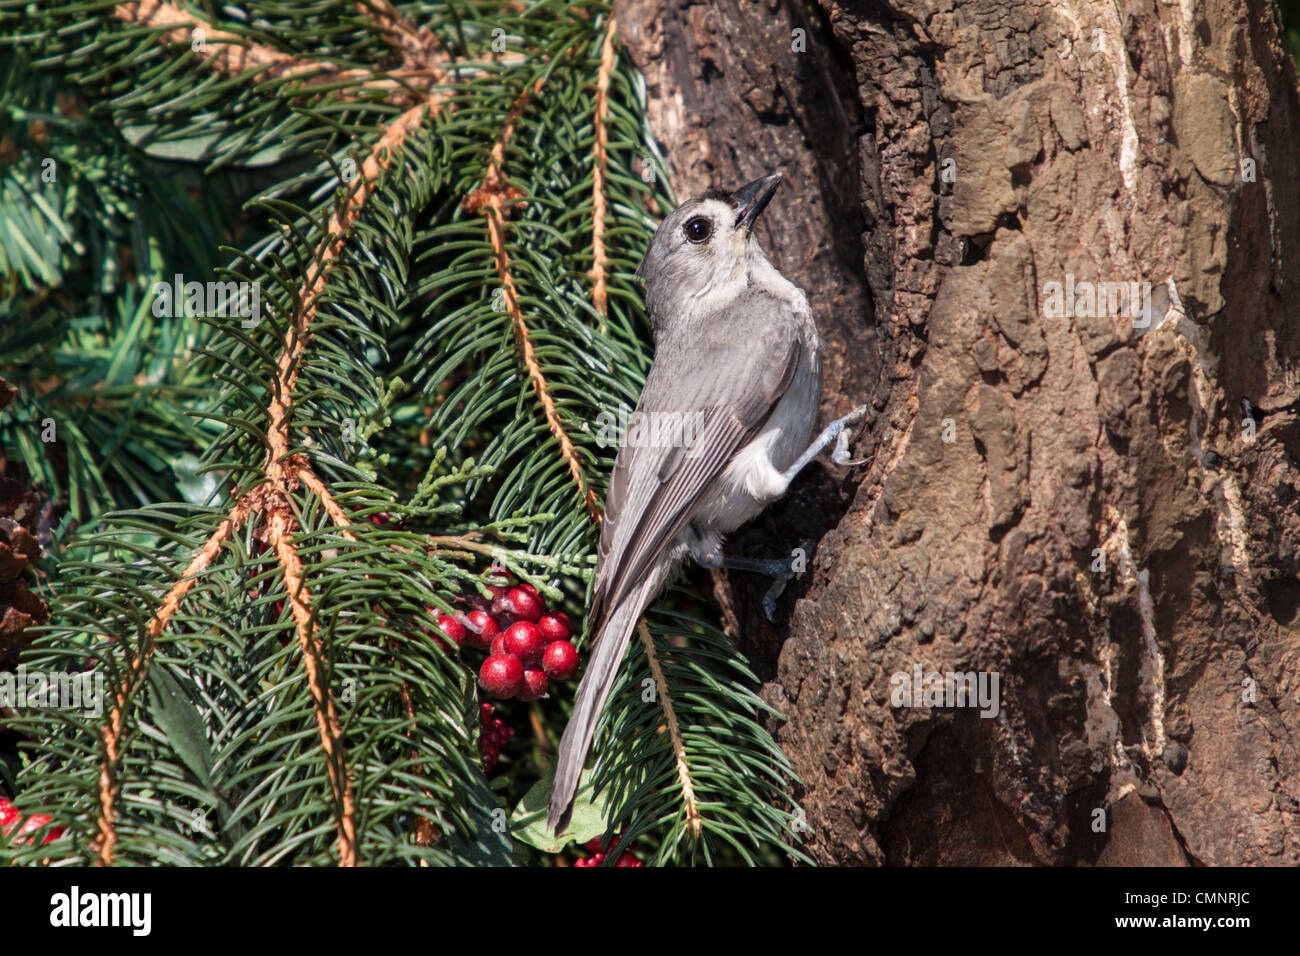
left=0, top=519, right=48, bottom=667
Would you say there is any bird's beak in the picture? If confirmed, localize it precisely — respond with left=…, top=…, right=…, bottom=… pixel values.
left=732, top=172, right=783, bottom=233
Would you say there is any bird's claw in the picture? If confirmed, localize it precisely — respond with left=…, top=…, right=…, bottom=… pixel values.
left=830, top=405, right=872, bottom=467
left=760, top=539, right=815, bottom=621
left=761, top=580, right=786, bottom=621
left=831, top=427, right=872, bottom=467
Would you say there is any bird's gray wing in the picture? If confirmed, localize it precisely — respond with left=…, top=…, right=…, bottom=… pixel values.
left=549, top=295, right=804, bottom=833
left=586, top=304, right=802, bottom=636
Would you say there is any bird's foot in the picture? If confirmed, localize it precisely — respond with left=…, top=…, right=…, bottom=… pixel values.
left=781, top=404, right=873, bottom=483
left=832, top=426, right=872, bottom=467
left=759, top=540, right=815, bottom=621
left=698, top=541, right=815, bottom=621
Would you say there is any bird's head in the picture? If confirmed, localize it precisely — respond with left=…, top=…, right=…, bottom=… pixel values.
left=637, top=172, right=784, bottom=326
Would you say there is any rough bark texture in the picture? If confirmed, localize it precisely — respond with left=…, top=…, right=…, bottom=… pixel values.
left=616, top=0, right=1300, bottom=865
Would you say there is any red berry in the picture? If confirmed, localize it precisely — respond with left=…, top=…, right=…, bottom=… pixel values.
left=435, top=613, right=466, bottom=648
left=517, top=666, right=549, bottom=701
left=543, top=640, right=580, bottom=681
left=490, top=633, right=507, bottom=656
left=0, top=799, right=64, bottom=845
left=615, top=852, right=642, bottom=867
left=478, top=702, right=517, bottom=773
left=502, top=621, right=546, bottom=663
left=583, top=837, right=603, bottom=852
left=44, top=822, right=66, bottom=843
left=505, top=586, right=543, bottom=623
left=479, top=654, right=523, bottom=698
left=537, top=611, right=572, bottom=642
left=464, top=609, right=499, bottom=650
left=19, top=815, right=63, bottom=844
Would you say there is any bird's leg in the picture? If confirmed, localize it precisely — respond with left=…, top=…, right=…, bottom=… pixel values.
left=779, top=404, right=872, bottom=483
left=696, top=551, right=796, bottom=577
left=695, top=407, right=872, bottom=621
left=696, top=541, right=815, bottom=621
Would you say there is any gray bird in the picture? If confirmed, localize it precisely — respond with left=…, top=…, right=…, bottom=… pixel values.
left=547, top=172, right=868, bottom=833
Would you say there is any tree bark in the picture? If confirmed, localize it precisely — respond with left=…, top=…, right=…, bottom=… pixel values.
left=616, top=0, right=1300, bottom=865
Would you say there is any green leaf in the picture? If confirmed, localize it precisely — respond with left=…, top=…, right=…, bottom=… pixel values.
left=510, top=766, right=606, bottom=853
left=170, top=453, right=219, bottom=506
left=118, top=122, right=291, bottom=168
left=147, top=664, right=216, bottom=791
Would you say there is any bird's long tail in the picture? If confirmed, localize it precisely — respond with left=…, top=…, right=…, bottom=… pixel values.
left=547, top=564, right=666, bottom=834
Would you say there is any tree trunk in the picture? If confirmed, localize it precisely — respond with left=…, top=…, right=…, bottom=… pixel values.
left=616, top=0, right=1300, bottom=865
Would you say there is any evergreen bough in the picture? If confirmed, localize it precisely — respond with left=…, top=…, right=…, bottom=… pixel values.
left=0, top=0, right=808, bottom=867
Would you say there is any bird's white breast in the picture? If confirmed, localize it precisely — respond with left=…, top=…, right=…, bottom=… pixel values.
left=692, top=278, right=820, bottom=543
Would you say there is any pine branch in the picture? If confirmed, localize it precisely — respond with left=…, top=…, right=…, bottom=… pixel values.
left=113, top=0, right=449, bottom=104
left=89, top=68, right=444, bottom=861
left=635, top=619, right=700, bottom=837
left=1, top=0, right=804, bottom=868
left=593, top=609, right=811, bottom=865
left=92, top=498, right=252, bottom=864
left=463, top=67, right=604, bottom=525
left=269, top=494, right=357, bottom=865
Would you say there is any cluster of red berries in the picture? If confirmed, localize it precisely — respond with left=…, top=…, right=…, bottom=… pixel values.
left=479, top=703, right=515, bottom=774
left=574, top=835, right=642, bottom=867
left=431, top=568, right=581, bottom=702
left=0, top=796, right=63, bottom=845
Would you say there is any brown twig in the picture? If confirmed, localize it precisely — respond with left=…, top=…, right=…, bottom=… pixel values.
left=297, top=467, right=361, bottom=544
left=256, top=98, right=442, bottom=866
left=636, top=620, right=701, bottom=837
left=360, top=0, right=442, bottom=69
left=113, top=1, right=443, bottom=103
left=268, top=98, right=442, bottom=464
left=589, top=17, right=617, bottom=326
left=464, top=75, right=604, bottom=525
left=271, top=507, right=358, bottom=865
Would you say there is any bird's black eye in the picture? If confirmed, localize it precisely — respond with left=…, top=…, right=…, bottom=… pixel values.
left=683, top=216, right=713, bottom=243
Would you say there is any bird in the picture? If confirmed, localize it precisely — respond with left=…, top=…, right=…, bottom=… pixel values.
left=547, top=172, right=868, bottom=834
